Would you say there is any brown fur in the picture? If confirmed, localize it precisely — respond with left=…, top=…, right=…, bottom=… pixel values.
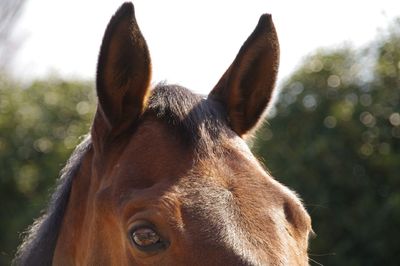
left=16, top=2, right=312, bottom=265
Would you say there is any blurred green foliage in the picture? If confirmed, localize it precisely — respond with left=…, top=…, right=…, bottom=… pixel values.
left=0, top=78, right=95, bottom=264
left=0, top=18, right=399, bottom=266
left=253, top=19, right=400, bottom=265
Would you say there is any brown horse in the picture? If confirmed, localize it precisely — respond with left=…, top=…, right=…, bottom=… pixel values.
left=15, top=2, right=312, bottom=265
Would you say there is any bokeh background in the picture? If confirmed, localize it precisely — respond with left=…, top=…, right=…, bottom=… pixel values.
left=1, top=1, right=399, bottom=265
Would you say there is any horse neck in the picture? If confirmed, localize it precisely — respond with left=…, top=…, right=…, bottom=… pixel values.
left=53, top=147, right=98, bottom=263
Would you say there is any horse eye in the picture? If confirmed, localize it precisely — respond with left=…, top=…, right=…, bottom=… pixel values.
left=132, top=227, right=160, bottom=246
left=130, top=226, right=167, bottom=252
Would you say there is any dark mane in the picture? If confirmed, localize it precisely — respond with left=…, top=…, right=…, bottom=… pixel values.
left=13, top=137, right=92, bottom=266
left=147, top=84, right=229, bottom=153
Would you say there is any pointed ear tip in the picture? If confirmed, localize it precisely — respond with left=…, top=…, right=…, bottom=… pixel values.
left=259, top=13, right=274, bottom=28
left=261, top=13, right=272, bottom=20
left=114, top=2, right=135, bottom=19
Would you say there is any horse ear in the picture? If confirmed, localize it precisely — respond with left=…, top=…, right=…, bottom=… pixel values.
left=209, top=14, right=279, bottom=137
left=93, top=2, right=151, bottom=145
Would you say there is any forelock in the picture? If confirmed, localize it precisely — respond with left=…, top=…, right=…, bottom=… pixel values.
left=145, top=84, right=230, bottom=154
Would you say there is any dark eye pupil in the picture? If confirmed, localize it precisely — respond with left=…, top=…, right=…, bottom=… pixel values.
left=132, top=227, right=160, bottom=247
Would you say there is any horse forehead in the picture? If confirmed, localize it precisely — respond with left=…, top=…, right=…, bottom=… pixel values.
left=114, top=118, right=194, bottom=182
left=113, top=115, right=286, bottom=221
left=115, top=115, right=274, bottom=191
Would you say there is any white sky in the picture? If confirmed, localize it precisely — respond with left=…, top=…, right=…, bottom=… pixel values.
left=12, top=0, right=400, bottom=94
